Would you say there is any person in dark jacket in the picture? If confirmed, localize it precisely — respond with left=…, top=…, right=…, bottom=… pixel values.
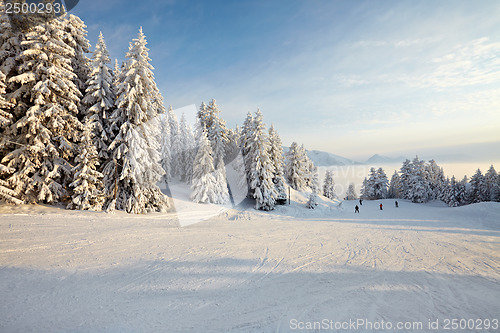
left=355, top=205, right=360, bottom=213
left=379, top=203, right=383, bottom=210
left=359, top=199, right=363, bottom=206
left=395, top=201, right=399, bottom=208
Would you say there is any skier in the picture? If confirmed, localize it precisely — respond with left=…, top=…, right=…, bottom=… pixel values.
left=379, top=203, right=383, bottom=210
left=359, top=199, right=363, bottom=206
left=395, top=200, right=399, bottom=208
left=355, top=205, right=359, bottom=213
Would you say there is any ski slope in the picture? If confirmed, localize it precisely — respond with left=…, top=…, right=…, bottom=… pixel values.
left=1, top=194, right=499, bottom=332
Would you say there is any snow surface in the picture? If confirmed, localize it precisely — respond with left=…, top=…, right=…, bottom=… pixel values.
left=1, top=189, right=499, bottom=332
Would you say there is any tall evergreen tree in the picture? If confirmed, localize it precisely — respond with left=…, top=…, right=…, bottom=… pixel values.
left=346, top=183, right=358, bottom=201
left=469, top=169, right=487, bottom=203
left=484, top=165, right=498, bottom=201
left=406, top=156, right=432, bottom=203
left=68, top=117, right=104, bottom=210
left=285, top=142, right=309, bottom=191
left=307, top=166, right=319, bottom=209
left=190, top=127, right=218, bottom=204
left=81, top=32, right=114, bottom=163
left=322, top=170, right=336, bottom=200
left=388, top=170, right=401, bottom=199
left=63, top=14, right=91, bottom=96
left=103, top=28, right=167, bottom=213
left=205, top=99, right=229, bottom=168
left=3, top=15, right=83, bottom=203
left=268, top=124, right=287, bottom=204
left=247, top=110, right=277, bottom=210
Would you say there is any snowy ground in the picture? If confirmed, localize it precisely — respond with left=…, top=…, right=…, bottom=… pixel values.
left=1, top=191, right=499, bottom=332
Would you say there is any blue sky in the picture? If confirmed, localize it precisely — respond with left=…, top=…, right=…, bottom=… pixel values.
left=72, top=0, right=500, bottom=161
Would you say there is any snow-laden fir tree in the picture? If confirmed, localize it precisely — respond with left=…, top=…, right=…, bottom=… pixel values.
left=398, top=159, right=412, bottom=199
left=3, top=14, right=83, bottom=203
left=68, top=117, right=104, bottom=210
left=103, top=28, right=167, bottom=213
left=388, top=170, right=401, bottom=199
left=190, top=126, right=218, bottom=204
left=362, top=168, right=377, bottom=199
left=214, top=155, right=230, bottom=204
left=322, top=170, right=336, bottom=200
left=81, top=32, right=114, bottom=163
left=268, top=124, right=287, bottom=204
left=406, top=156, right=432, bottom=203
left=374, top=167, right=389, bottom=199
left=285, top=142, right=309, bottom=191
left=63, top=14, right=91, bottom=96
left=425, top=160, right=445, bottom=200
left=240, top=111, right=254, bottom=185
left=469, top=169, right=487, bottom=203
left=204, top=99, right=229, bottom=168
left=167, top=105, right=182, bottom=179
left=178, top=113, right=196, bottom=183
left=360, top=177, right=369, bottom=199
left=446, top=176, right=460, bottom=207
left=484, top=165, right=498, bottom=202
left=346, top=183, right=358, bottom=201
left=307, top=166, right=319, bottom=209
left=247, top=109, right=278, bottom=210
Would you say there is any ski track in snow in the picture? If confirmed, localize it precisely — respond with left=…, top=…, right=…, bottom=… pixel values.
left=0, top=196, right=499, bottom=332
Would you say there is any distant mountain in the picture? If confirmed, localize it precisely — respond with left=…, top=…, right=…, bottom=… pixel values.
left=307, top=150, right=361, bottom=166
left=283, top=147, right=360, bottom=166
left=365, top=154, right=407, bottom=165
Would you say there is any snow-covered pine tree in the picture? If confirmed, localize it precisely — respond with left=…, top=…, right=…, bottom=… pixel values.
left=446, top=176, right=460, bottom=207
left=360, top=177, right=369, bottom=199
left=214, top=156, right=230, bottom=204
left=346, top=183, right=358, bottom=201
left=398, top=159, right=412, bottom=200
left=469, top=168, right=487, bottom=203
left=307, top=166, right=319, bottom=209
left=205, top=99, right=229, bottom=168
left=268, top=124, right=287, bottom=204
left=103, top=28, right=167, bottom=213
left=388, top=170, right=401, bottom=199
left=363, top=167, right=377, bottom=199
left=167, top=105, right=182, bottom=179
left=247, top=109, right=277, bottom=210
left=374, top=167, right=389, bottom=199
left=68, top=117, right=104, bottom=210
left=484, top=165, right=498, bottom=201
left=81, top=32, right=114, bottom=164
left=322, top=170, right=336, bottom=200
left=406, top=156, right=432, bottom=203
left=240, top=111, right=254, bottom=185
left=177, top=113, right=190, bottom=182
left=177, top=113, right=196, bottom=184
left=190, top=127, right=218, bottom=204
left=457, top=176, right=469, bottom=206
left=285, top=142, right=309, bottom=191
left=426, top=160, right=445, bottom=200
left=3, top=14, right=83, bottom=203
left=63, top=14, right=91, bottom=96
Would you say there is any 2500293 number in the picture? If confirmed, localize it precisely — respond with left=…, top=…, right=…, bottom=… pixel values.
left=5, top=2, right=61, bottom=15
left=443, top=319, right=498, bottom=330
